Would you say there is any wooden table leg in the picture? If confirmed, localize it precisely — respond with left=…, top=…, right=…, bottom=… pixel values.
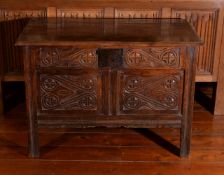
left=180, top=47, right=196, bottom=157
left=23, top=47, right=40, bottom=158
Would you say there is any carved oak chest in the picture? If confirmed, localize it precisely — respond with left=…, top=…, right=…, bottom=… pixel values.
left=16, top=18, right=201, bottom=158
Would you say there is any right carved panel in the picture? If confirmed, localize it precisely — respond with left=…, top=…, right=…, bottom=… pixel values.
left=171, top=9, right=218, bottom=76
left=123, top=48, right=181, bottom=68
left=117, top=70, right=184, bottom=115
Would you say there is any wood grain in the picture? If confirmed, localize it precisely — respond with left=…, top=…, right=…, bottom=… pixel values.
left=0, top=18, right=3, bottom=115
left=0, top=103, right=224, bottom=174
left=1, top=1, right=224, bottom=115
left=16, top=18, right=201, bottom=47
left=17, top=18, right=200, bottom=157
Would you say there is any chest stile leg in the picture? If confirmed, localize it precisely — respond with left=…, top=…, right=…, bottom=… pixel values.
left=24, top=47, right=40, bottom=158
left=180, top=47, right=197, bottom=157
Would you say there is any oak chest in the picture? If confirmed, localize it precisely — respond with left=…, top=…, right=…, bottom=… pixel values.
left=16, top=18, right=201, bottom=158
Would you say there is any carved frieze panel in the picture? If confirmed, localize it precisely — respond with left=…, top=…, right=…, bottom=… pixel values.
left=39, top=48, right=98, bottom=68
left=124, top=48, right=180, bottom=68
left=0, top=10, right=46, bottom=20
left=39, top=74, right=101, bottom=111
left=171, top=9, right=218, bottom=75
left=118, top=71, right=183, bottom=114
left=114, top=9, right=162, bottom=18
left=57, top=9, right=104, bottom=18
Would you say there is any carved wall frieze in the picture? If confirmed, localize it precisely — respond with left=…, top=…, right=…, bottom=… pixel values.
left=0, top=10, right=46, bottom=20
left=39, top=48, right=98, bottom=68
left=124, top=48, right=180, bottom=68
left=114, top=9, right=162, bottom=18
left=57, top=9, right=104, bottom=18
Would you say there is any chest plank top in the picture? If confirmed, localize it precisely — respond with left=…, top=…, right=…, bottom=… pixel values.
left=16, top=18, right=201, bottom=158
left=16, top=18, right=201, bottom=47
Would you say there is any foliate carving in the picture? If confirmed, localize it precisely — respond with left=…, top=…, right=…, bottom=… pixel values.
left=57, top=9, right=104, bottom=18
left=121, top=74, right=181, bottom=111
left=124, top=48, right=180, bottom=68
left=40, top=75, right=98, bottom=111
left=79, top=95, right=96, bottom=109
left=172, top=9, right=218, bottom=75
left=42, top=94, right=60, bottom=110
left=114, top=9, right=162, bottom=18
left=0, top=10, right=46, bottom=20
left=39, top=48, right=98, bottom=68
left=42, top=77, right=59, bottom=91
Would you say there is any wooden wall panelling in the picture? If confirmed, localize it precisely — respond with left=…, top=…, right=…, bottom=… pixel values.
left=0, top=9, right=47, bottom=81
left=47, top=7, right=56, bottom=17
left=171, top=8, right=219, bottom=82
left=0, top=9, right=46, bottom=114
left=214, top=8, right=224, bottom=115
left=0, top=19, right=4, bottom=115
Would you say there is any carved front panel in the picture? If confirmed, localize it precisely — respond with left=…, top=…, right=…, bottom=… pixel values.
left=39, top=72, right=102, bottom=113
left=171, top=9, right=218, bottom=75
left=114, top=9, right=162, bottom=18
left=38, top=48, right=98, bottom=68
left=117, top=70, right=183, bottom=115
left=123, top=48, right=180, bottom=68
left=57, top=9, right=104, bottom=18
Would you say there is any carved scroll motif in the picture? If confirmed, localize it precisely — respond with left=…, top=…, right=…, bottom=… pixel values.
left=124, top=48, right=180, bottom=68
left=40, top=74, right=98, bottom=110
left=121, top=74, right=181, bottom=111
left=39, top=48, right=98, bottom=68
left=172, top=9, right=218, bottom=75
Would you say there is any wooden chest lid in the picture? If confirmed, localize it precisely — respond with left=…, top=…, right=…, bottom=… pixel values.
left=16, top=18, right=202, bottom=47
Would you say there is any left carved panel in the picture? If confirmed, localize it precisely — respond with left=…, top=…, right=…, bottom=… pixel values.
left=0, top=9, right=46, bottom=74
left=38, top=48, right=98, bottom=68
left=38, top=72, right=102, bottom=114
